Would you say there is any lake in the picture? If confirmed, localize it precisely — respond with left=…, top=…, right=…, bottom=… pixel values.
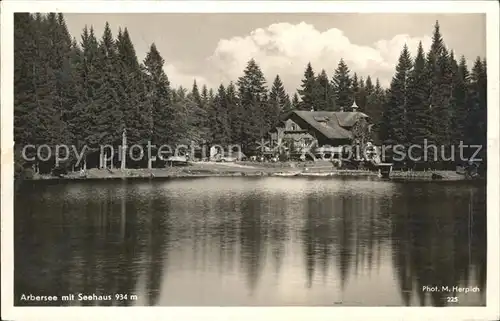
left=14, top=176, right=487, bottom=306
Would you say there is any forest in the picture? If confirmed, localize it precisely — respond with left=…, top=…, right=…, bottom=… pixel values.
left=13, top=13, right=487, bottom=174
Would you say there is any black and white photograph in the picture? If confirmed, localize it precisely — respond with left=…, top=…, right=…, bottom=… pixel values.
left=1, top=1, right=499, bottom=320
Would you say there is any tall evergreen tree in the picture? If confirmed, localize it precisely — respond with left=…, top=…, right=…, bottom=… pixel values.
left=332, top=59, right=353, bottom=111
left=116, top=27, right=149, bottom=145
left=191, top=80, right=202, bottom=108
left=143, top=43, right=175, bottom=147
left=366, top=78, right=386, bottom=143
left=237, top=59, right=268, bottom=150
left=87, top=22, right=122, bottom=149
left=269, top=74, right=289, bottom=119
left=292, top=93, right=301, bottom=110
left=431, top=47, right=454, bottom=148
left=208, top=85, right=231, bottom=144
left=365, top=76, right=374, bottom=96
left=186, top=80, right=209, bottom=144
left=14, top=13, right=39, bottom=148
left=466, top=57, right=487, bottom=159
left=380, top=44, right=412, bottom=147
left=449, top=56, right=470, bottom=146
left=425, top=20, right=446, bottom=150
left=298, top=62, right=320, bottom=110
left=316, top=69, right=335, bottom=111
left=407, top=41, right=432, bottom=160
left=226, top=81, right=242, bottom=144
left=356, top=76, right=368, bottom=111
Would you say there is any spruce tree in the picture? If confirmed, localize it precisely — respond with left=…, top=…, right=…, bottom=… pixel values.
left=365, top=76, right=374, bottom=96
left=356, top=76, right=368, bottom=111
left=407, top=41, right=432, bottom=162
left=186, top=80, right=209, bottom=145
left=208, top=85, right=231, bottom=145
left=467, top=57, right=487, bottom=158
left=432, top=47, right=454, bottom=148
left=449, top=56, right=470, bottom=146
left=226, top=82, right=242, bottom=144
left=380, top=44, right=412, bottom=147
left=425, top=21, right=446, bottom=152
left=298, top=62, right=320, bottom=110
left=292, top=93, right=301, bottom=110
left=316, top=69, right=335, bottom=111
left=87, top=22, right=122, bottom=149
left=332, top=59, right=353, bottom=111
left=269, top=74, right=289, bottom=121
left=351, top=73, right=360, bottom=107
left=236, top=59, right=268, bottom=150
left=116, top=27, right=149, bottom=145
left=143, top=43, right=175, bottom=147
left=191, top=80, right=203, bottom=108
left=201, top=85, right=209, bottom=107
left=14, top=13, right=38, bottom=148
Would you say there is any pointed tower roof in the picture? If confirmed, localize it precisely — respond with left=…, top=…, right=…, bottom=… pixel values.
left=351, top=100, right=358, bottom=112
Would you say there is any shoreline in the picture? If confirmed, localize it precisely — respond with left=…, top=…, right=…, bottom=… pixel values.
left=20, top=162, right=480, bottom=182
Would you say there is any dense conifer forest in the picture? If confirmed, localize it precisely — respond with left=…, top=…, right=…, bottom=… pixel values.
left=13, top=13, right=487, bottom=174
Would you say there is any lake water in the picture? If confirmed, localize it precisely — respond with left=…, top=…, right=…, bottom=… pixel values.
left=14, top=177, right=487, bottom=306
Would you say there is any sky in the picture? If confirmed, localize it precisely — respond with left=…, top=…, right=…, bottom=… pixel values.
left=64, top=13, right=486, bottom=93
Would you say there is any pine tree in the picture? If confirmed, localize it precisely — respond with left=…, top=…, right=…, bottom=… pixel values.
left=77, top=25, right=102, bottom=148
left=365, top=76, right=374, bottom=96
left=208, top=85, right=231, bottom=145
left=143, top=43, right=175, bottom=147
left=292, top=93, right=301, bottom=110
left=356, top=76, right=368, bottom=111
left=466, top=57, right=487, bottom=159
left=367, top=78, right=386, bottom=144
left=432, top=47, right=454, bottom=148
left=269, top=75, right=289, bottom=122
left=237, top=59, right=268, bottom=151
left=87, top=21, right=122, bottom=149
left=380, top=44, right=412, bottom=147
left=14, top=13, right=38, bottom=148
left=185, top=80, right=209, bottom=144
left=407, top=41, right=432, bottom=161
left=226, top=82, right=242, bottom=144
left=32, top=14, right=65, bottom=148
left=201, top=84, right=209, bottom=107
left=316, top=69, right=335, bottom=111
left=298, top=62, right=320, bottom=110
left=191, top=80, right=202, bottom=108
left=332, top=59, right=353, bottom=111
left=449, top=56, right=470, bottom=146
left=425, top=20, right=446, bottom=152
left=351, top=73, right=360, bottom=108
left=116, top=27, right=149, bottom=145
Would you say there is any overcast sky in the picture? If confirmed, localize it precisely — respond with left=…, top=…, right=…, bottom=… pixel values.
left=64, top=13, right=486, bottom=93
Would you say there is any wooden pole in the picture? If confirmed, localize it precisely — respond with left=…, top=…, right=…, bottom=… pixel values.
left=121, top=128, right=127, bottom=170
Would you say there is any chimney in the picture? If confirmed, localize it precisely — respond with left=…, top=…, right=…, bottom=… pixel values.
left=351, top=100, right=358, bottom=112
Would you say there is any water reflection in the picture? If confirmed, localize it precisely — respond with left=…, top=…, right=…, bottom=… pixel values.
left=390, top=184, right=487, bottom=306
left=14, top=178, right=486, bottom=306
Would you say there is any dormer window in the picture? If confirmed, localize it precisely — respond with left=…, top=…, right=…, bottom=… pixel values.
left=314, top=116, right=329, bottom=122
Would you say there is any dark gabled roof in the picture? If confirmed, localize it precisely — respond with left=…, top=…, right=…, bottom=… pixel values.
left=290, top=110, right=370, bottom=140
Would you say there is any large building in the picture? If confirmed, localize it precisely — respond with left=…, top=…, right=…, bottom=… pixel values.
left=264, top=102, right=372, bottom=159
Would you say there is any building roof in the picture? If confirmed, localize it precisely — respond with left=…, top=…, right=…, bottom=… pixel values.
left=290, top=110, right=370, bottom=140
